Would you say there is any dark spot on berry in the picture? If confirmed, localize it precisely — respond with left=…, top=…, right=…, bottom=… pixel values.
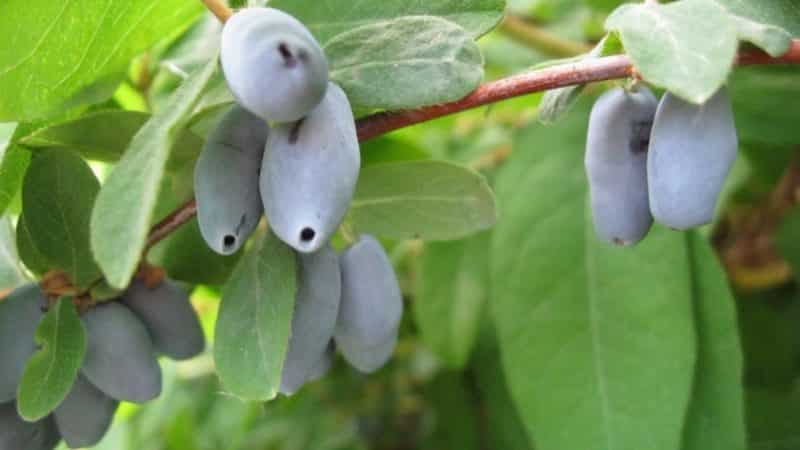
left=223, top=235, right=236, bottom=249
left=277, top=42, right=297, bottom=68
left=630, top=120, right=652, bottom=154
left=300, top=227, right=316, bottom=243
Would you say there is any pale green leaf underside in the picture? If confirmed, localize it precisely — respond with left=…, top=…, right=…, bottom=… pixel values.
left=327, top=16, right=484, bottom=111
left=90, top=59, right=218, bottom=289
left=268, top=0, right=505, bottom=43
left=17, top=298, right=86, bottom=421
left=349, top=161, right=496, bottom=241
left=0, top=0, right=203, bottom=121
left=606, top=0, right=738, bottom=104
left=491, top=102, right=697, bottom=450
left=214, top=232, right=297, bottom=401
left=733, top=15, right=792, bottom=57
left=718, top=0, right=800, bottom=36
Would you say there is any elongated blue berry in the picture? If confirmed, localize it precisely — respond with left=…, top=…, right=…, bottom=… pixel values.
left=0, top=402, right=59, bottom=450
left=334, top=235, right=402, bottom=373
left=122, top=279, right=205, bottom=360
left=195, top=105, right=268, bottom=255
left=81, top=302, right=162, bottom=403
left=221, top=7, right=328, bottom=122
left=648, top=88, right=738, bottom=230
left=586, top=87, right=657, bottom=245
left=54, top=375, right=118, bottom=449
left=260, top=83, right=360, bottom=253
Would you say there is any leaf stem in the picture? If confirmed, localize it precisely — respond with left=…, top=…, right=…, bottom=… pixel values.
left=501, top=15, right=593, bottom=58
left=145, top=199, right=197, bottom=250
left=144, top=39, right=800, bottom=250
left=200, top=0, right=233, bottom=23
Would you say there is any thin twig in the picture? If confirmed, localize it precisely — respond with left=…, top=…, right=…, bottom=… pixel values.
left=144, top=39, right=800, bottom=250
left=201, top=0, right=233, bottom=23
left=501, top=15, right=593, bottom=58
left=356, top=54, right=634, bottom=141
left=146, top=200, right=197, bottom=250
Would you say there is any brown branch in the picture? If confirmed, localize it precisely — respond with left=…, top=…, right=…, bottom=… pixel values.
left=146, top=200, right=197, bottom=249
left=144, top=38, right=800, bottom=250
left=356, top=54, right=634, bottom=141
left=200, top=0, right=233, bottom=23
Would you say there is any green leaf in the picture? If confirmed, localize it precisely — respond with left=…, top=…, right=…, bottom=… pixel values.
left=0, top=118, right=90, bottom=218
left=0, top=0, right=204, bottom=121
left=606, top=0, right=738, bottom=104
left=91, top=59, right=218, bottom=289
left=422, top=372, right=481, bottom=450
left=717, top=0, right=800, bottom=37
left=472, top=324, right=535, bottom=450
left=214, top=231, right=297, bottom=401
left=0, top=124, right=31, bottom=216
left=361, top=136, right=430, bottom=167
left=538, top=85, right=586, bottom=125
left=681, top=232, right=746, bottom=450
left=19, top=110, right=204, bottom=171
left=733, top=15, right=792, bottom=57
left=326, top=16, right=483, bottom=111
left=268, top=0, right=505, bottom=43
left=348, top=161, right=496, bottom=241
left=746, top=387, right=800, bottom=450
left=22, top=149, right=101, bottom=288
left=0, top=123, right=14, bottom=146
left=16, top=213, right=50, bottom=277
left=415, top=232, right=489, bottom=369
left=17, top=297, right=87, bottom=421
left=735, top=287, right=800, bottom=389
left=491, top=102, right=697, bottom=450
left=0, top=217, right=25, bottom=290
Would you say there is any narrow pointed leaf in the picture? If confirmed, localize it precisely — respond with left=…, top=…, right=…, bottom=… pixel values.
left=17, top=297, right=86, bottom=421
left=18, top=110, right=204, bottom=170
left=214, top=232, right=297, bottom=401
left=90, top=59, right=218, bottom=288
